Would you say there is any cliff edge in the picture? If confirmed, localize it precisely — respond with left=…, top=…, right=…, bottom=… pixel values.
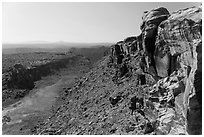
left=35, top=5, right=202, bottom=135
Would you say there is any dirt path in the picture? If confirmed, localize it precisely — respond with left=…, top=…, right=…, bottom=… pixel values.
left=2, top=74, right=77, bottom=135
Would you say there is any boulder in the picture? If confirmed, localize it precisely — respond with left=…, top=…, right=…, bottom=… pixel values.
left=123, top=36, right=137, bottom=44
left=141, top=7, right=170, bottom=72
left=141, top=7, right=170, bottom=37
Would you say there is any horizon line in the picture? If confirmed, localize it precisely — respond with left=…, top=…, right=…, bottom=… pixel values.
left=2, top=41, right=116, bottom=45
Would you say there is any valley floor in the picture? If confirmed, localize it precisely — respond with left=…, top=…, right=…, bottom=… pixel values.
left=2, top=66, right=89, bottom=135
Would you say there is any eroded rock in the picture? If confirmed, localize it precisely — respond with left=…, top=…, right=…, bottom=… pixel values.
left=141, top=7, right=170, bottom=71
left=154, top=6, right=202, bottom=134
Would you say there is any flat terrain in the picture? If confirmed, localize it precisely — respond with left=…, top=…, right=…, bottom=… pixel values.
left=2, top=52, right=71, bottom=73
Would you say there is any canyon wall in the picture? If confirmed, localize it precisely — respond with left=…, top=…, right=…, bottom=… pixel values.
left=2, top=55, right=90, bottom=103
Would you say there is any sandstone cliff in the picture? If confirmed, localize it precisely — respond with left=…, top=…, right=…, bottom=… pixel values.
left=111, top=5, right=202, bottom=134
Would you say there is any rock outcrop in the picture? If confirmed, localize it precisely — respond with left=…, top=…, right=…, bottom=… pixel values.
left=110, top=5, right=202, bottom=135
left=154, top=6, right=202, bottom=134
left=141, top=7, right=170, bottom=71
left=3, top=63, right=35, bottom=90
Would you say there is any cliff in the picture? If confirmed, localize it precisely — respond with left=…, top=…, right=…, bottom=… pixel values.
left=35, top=5, right=202, bottom=135
left=112, top=5, right=202, bottom=134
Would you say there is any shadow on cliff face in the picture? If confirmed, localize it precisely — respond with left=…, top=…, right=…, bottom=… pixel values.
left=187, top=41, right=202, bottom=135
left=195, top=42, right=202, bottom=105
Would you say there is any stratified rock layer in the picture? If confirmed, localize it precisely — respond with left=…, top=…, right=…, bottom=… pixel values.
left=154, top=6, right=202, bottom=134
left=109, top=5, right=202, bottom=135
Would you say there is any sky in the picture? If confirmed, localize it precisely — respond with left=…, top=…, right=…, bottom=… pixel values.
left=2, top=2, right=201, bottom=44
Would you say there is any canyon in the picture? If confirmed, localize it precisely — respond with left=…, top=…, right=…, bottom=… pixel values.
left=2, top=5, right=202, bottom=135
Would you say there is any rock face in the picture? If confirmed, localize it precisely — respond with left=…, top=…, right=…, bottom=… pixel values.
left=141, top=7, right=170, bottom=70
left=110, top=5, right=202, bottom=134
left=154, top=6, right=202, bottom=134
left=155, top=6, right=202, bottom=77
left=3, top=63, right=35, bottom=89
left=35, top=6, right=201, bottom=135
